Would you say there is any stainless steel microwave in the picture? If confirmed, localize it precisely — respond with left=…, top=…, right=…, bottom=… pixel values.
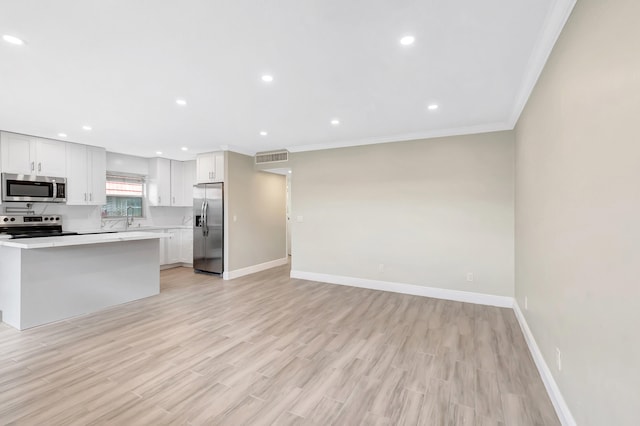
left=1, top=173, right=67, bottom=203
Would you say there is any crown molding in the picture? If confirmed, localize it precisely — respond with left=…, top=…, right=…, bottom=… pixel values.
left=508, top=0, right=577, bottom=127
left=286, top=121, right=511, bottom=154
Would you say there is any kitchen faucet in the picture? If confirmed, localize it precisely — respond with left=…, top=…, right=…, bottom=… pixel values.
left=125, top=206, right=134, bottom=230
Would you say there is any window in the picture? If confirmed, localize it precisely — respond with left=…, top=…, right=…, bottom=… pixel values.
left=102, top=173, right=145, bottom=218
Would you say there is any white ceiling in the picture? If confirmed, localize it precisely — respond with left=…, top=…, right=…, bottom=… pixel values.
left=0, top=0, right=575, bottom=161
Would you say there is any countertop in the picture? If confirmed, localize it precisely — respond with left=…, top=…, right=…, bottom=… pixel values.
left=0, top=231, right=169, bottom=250
left=76, top=225, right=192, bottom=234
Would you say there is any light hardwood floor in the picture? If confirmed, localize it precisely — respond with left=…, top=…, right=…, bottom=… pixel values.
left=0, top=263, right=558, bottom=425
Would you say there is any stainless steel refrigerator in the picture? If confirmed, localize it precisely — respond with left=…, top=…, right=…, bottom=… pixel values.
left=193, top=183, right=223, bottom=274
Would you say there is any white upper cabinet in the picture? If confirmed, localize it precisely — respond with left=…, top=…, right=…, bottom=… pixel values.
left=87, top=147, right=106, bottom=205
left=148, top=158, right=196, bottom=207
left=1, top=132, right=67, bottom=177
left=170, top=159, right=196, bottom=207
left=1, top=133, right=31, bottom=174
left=170, top=160, right=185, bottom=206
left=182, top=160, right=196, bottom=206
left=66, top=144, right=88, bottom=205
left=66, top=144, right=106, bottom=205
left=196, top=152, right=224, bottom=183
left=148, top=158, right=171, bottom=206
left=34, top=138, right=67, bottom=176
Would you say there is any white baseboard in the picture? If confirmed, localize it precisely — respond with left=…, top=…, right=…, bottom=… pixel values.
left=513, top=301, right=576, bottom=426
left=223, top=257, right=289, bottom=280
left=289, top=270, right=513, bottom=308
left=160, top=263, right=192, bottom=271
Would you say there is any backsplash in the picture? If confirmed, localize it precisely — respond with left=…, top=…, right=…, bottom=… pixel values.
left=1, top=203, right=191, bottom=232
left=101, top=206, right=193, bottom=231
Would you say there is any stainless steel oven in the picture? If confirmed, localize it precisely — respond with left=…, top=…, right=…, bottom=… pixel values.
left=1, top=173, right=67, bottom=203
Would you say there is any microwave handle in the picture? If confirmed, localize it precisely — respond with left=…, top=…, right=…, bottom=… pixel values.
left=54, top=183, right=64, bottom=200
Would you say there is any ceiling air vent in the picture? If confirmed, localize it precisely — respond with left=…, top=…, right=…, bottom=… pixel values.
left=255, top=150, right=289, bottom=164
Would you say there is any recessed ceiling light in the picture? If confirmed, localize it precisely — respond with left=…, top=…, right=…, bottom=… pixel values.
left=58, top=133, right=67, bottom=138
left=260, top=131, right=268, bottom=136
left=288, top=170, right=292, bottom=174
left=2, top=35, right=25, bottom=45
left=261, top=75, right=274, bottom=83
left=330, top=119, right=340, bottom=126
left=181, top=147, right=188, bottom=151
left=156, top=151, right=163, bottom=155
left=82, top=125, right=92, bottom=131
left=176, top=99, right=187, bottom=106
left=427, top=104, right=439, bottom=110
left=400, top=35, right=415, bottom=46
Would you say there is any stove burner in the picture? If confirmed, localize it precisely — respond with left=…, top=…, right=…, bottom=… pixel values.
left=0, top=215, right=77, bottom=239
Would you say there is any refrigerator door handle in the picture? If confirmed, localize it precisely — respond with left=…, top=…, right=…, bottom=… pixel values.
left=203, top=201, right=209, bottom=236
left=201, top=200, right=206, bottom=236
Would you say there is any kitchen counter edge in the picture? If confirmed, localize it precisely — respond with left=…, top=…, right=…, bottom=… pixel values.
left=0, top=231, right=170, bottom=250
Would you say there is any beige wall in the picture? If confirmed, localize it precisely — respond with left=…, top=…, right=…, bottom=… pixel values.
left=226, top=151, right=287, bottom=271
left=515, top=0, right=640, bottom=424
left=291, top=131, right=515, bottom=296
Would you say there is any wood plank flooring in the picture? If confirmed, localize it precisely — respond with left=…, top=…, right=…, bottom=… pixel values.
left=0, top=263, right=559, bottom=425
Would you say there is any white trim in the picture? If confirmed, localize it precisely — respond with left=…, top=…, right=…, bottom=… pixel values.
left=289, top=270, right=513, bottom=308
left=160, top=263, right=192, bottom=271
left=513, top=301, right=576, bottom=426
left=508, top=0, right=577, bottom=126
left=286, top=122, right=510, bottom=154
left=223, top=257, right=289, bottom=280
left=218, top=144, right=256, bottom=157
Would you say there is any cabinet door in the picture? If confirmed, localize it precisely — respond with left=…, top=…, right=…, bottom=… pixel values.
left=170, top=160, right=184, bottom=206
left=182, top=160, right=196, bottom=207
left=35, top=138, right=67, bottom=177
left=159, top=235, right=167, bottom=265
left=65, top=144, right=89, bottom=205
left=179, top=228, right=193, bottom=263
left=148, top=158, right=171, bottom=206
left=1, top=132, right=33, bottom=174
left=213, top=152, right=225, bottom=182
left=166, top=229, right=181, bottom=264
left=87, top=147, right=106, bottom=205
left=196, top=153, right=215, bottom=183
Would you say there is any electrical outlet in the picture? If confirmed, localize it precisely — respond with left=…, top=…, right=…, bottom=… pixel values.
left=556, top=347, right=562, bottom=371
left=233, top=215, right=237, bottom=222
left=525, top=296, right=528, bottom=310
left=466, top=272, right=474, bottom=282
left=296, top=215, right=304, bottom=223
left=378, top=263, right=385, bottom=272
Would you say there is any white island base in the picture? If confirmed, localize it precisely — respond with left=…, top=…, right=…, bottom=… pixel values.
left=0, top=233, right=166, bottom=330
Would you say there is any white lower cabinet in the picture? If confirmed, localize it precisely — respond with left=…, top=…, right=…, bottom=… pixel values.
left=179, top=229, right=193, bottom=264
left=166, top=229, right=181, bottom=264
left=141, top=228, right=192, bottom=266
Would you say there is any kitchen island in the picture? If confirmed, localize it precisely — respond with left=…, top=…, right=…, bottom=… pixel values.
left=0, top=231, right=168, bottom=330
